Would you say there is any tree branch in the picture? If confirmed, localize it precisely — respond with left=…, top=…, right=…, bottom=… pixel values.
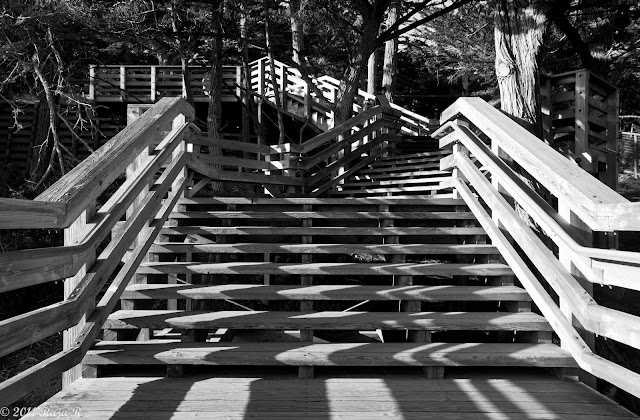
left=378, top=0, right=476, bottom=45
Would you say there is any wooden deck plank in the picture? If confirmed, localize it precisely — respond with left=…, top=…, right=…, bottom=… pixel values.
left=121, top=284, right=530, bottom=301
left=159, top=226, right=487, bottom=236
left=167, top=211, right=476, bottom=220
left=148, top=243, right=500, bottom=255
left=176, top=196, right=466, bottom=205
left=27, top=375, right=637, bottom=420
left=104, top=310, right=551, bottom=331
left=84, top=342, right=574, bottom=367
left=136, top=262, right=513, bottom=276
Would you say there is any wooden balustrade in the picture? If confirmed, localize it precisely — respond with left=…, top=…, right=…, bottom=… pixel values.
left=439, top=96, right=640, bottom=398
left=0, top=97, right=195, bottom=405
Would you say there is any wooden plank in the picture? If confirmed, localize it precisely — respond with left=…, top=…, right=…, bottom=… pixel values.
left=0, top=198, right=65, bottom=229
left=122, top=284, right=529, bottom=301
left=167, top=211, right=476, bottom=220
left=185, top=153, right=305, bottom=186
left=332, top=184, right=453, bottom=195
left=189, top=135, right=274, bottom=154
left=148, top=243, right=499, bottom=255
left=83, top=341, right=573, bottom=367
left=359, top=162, right=440, bottom=174
left=177, top=196, right=466, bottom=206
left=104, top=310, right=550, bottom=331
left=136, top=261, right=513, bottom=276
left=370, top=156, right=446, bottom=168
left=193, top=153, right=289, bottom=171
left=160, top=226, right=486, bottom=236
left=341, top=176, right=452, bottom=187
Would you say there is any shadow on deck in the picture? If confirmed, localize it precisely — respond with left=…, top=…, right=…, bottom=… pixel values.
left=30, top=368, right=637, bottom=420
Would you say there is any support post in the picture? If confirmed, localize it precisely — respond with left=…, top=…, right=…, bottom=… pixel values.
left=299, top=204, right=314, bottom=379
left=64, top=205, right=96, bottom=385
left=557, top=199, right=597, bottom=389
left=574, top=70, right=590, bottom=172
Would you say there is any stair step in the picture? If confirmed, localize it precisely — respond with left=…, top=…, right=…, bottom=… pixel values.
left=104, top=310, right=551, bottom=331
left=177, top=196, right=466, bottom=206
left=368, top=156, right=447, bottom=168
left=84, top=341, right=575, bottom=368
left=149, top=243, right=500, bottom=255
left=350, top=170, right=450, bottom=181
left=136, top=262, right=513, bottom=276
left=168, top=211, right=475, bottom=220
left=359, top=163, right=440, bottom=174
left=160, top=226, right=487, bottom=237
left=122, top=284, right=529, bottom=301
left=341, top=176, right=452, bottom=188
left=333, top=185, right=453, bottom=195
left=378, top=151, right=451, bottom=162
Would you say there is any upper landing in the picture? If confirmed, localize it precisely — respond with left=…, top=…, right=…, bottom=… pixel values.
left=89, top=64, right=242, bottom=103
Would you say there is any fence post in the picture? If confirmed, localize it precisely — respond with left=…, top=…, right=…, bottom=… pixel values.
left=557, top=199, right=597, bottom=388
left=62, top=205, right=96, bottom=386
left=574, top=70, right=590, bottom=171
left=89, top=65, right=96, bottom=101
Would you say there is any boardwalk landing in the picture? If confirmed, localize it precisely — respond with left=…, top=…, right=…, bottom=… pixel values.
left=26, top=370, right=638, bottom=419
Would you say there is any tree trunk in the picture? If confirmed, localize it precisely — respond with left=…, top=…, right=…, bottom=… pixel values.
left=171, top=0, right=194, bottom=106
left=382, top=0, right=399, bottom=103
left=494, top=0, right=548, bottom=136
left=240, top=0, right=265, bottom=146
left=208, top=0, right=224, bottom=191
left=290, top=0, right=305, bottom=65
left=335, top=9, right=382, bottom=124
left=264, top=0, right=286, bottom=145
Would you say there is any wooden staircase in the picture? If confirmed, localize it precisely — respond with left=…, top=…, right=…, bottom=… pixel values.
left=335, top=137, right=455, bottom=197
left=4, top=97, right=640, bottom=419
left=85, top=196, right=576, bottom=379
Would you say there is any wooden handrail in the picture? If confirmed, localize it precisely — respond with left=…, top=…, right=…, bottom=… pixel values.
left=440, top=96, right=640, bottom=397
left=0, top=123, right=195, bottom=291
left=0, top=97, right=196, bottom=406
left=454, top=151, right=640, bottom=350
left=440, top=97, right=639, bottom=231
left=455, top=179, right=640, bottom=397
left=294, top=105, right=394, bottom=154
left=442, top=123, right=640, bottom=290
left=0, top=97, right=194, bottom=229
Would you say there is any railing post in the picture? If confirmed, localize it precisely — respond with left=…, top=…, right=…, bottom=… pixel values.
left=557, top=199, right=597, bottom=387
left=62, top=204, right=96, bottom=386
left=329, top=88, right=337, bottom=129
left=541, top=76, right=553, bottom=146
left=151, top=67, right=157, bottom=102
left=257, top=59, right=265, bottom=125
left=605, top=88, right=619, bottom=190
left=120, top=66, right=127, bottom=102
left=304, top=80, right=311, bottom=119
left=280, top=65, right=288, bottom=107
left=89, top=65, right=96, bottom=101
left=574, top=70, right=590, bottom=171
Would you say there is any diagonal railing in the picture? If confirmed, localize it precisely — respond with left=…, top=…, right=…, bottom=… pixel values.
left=438, top=97, right=640, bottom=397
